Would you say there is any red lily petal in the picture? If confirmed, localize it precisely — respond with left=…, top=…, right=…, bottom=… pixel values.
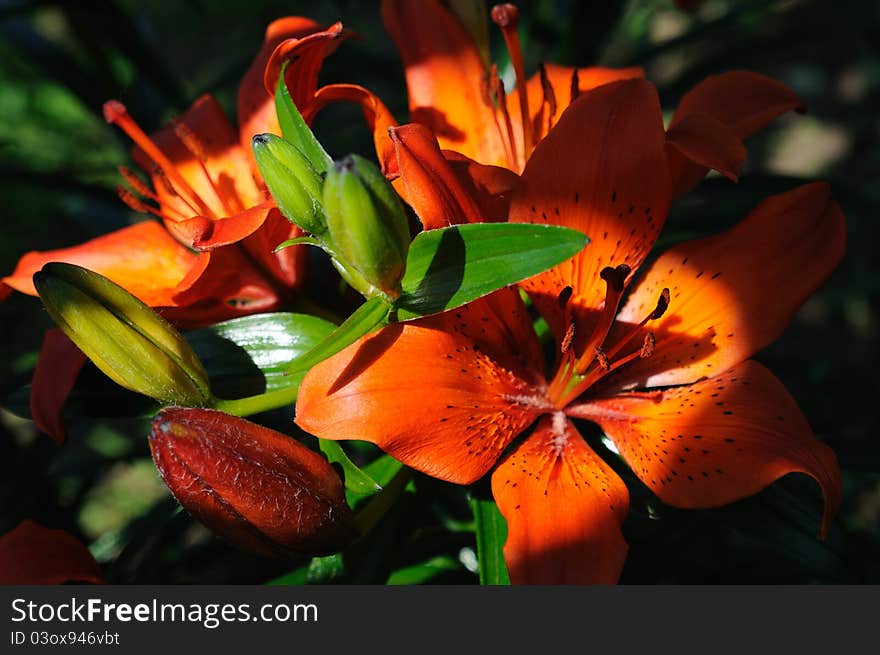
left=263, top=22, right=348, bottom=102
left=443, top=151, right=518, bottom=223
left=164, top=247, right=280, bottom=329
left=492, top=415, right=629, bottom=584
left=382, top=0, right=509, bottom=167
left=2, top=221, right=196, bottom=307
left=390, top=124, right=488, bottom=229
left=238, top=17, right=330, bottom=151
left=570, top=360, right=841, bottom=537
left=136, top=95, right=263, bottom=222
left=606, top=183, right=846, bottom=390
left=296, top=291, right=545, bottom=485
left=510, top=78, right=671, bottom=346
left=518, top=63, right=644, bottom=147
left=30, top=329, right=87, bottom=445
left=668, top=71, right=804, bottom=196
left=0, top=520, right=103, bottom=585
left=666, top=112, right=746, bottom=183
left=304, top=83, right=399, bottom=175
left=241, top=208, right=309, bottom=291
left=167, top=200, right=276, bottom=251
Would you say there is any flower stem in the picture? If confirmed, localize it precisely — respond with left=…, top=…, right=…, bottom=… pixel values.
left=211, top=387, right=298, bottom=417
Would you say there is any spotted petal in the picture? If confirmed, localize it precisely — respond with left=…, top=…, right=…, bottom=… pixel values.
left=296, top=290, right=545, bottom=485
left=605, top=183, right=845, bottom=390
left=569, top=360, right=841, bottom=537
left=510, top=78, right=671, bottom=347
left=492, top=415, right=629, bottom=584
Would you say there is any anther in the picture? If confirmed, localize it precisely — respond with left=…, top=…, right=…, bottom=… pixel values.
left=538, top=62, right=557, bottom=125
left=117, top=187, right=153, bottom=214
left=561, top=322, right=575, bottom=354
left=570, top=69, right=580, bottom=105
left=650, top=288, right=671, bottom=320
left=640, top=332, right=656, bottom=358
left=118, top=166, right=156, bottom=199
left=557, top=285, right=573, bottom=309
left=595, top=346, right=610, bottom=371
left=491, top=3, right=532, bottom=162
left=599, top=264, right=631, bottom=294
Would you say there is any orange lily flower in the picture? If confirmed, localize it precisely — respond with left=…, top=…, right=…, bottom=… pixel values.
left=382, top=0, right=803, bottom=234
left=1, top=17, right=347, bottom=324
left=383, top=1, right=642, bottom=173
left=2, top=17, right=350, bottom=442
left=295, top=78, right=845, bottom=584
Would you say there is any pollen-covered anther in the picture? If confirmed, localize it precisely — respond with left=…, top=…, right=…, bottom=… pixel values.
left=117, top=187, right=152, bottom=214
left=561, top=322, right=575, bottom=354
left=595, top=346, right=610, bottom=371
left=650, top=288, right=671, bottom=320
left=640, top=332, right=656, bottom=358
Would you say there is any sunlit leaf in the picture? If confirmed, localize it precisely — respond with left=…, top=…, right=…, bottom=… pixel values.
left=395, top=223, right=587, bottom=319
left=285, top=296, right=392, bottom=373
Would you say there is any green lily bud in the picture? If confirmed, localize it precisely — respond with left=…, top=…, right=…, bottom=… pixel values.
left=33, top=262, right=211, bottom=406
left=323, top=154, right=410, bottom=297
left=252, top=133, right=326, bottom=235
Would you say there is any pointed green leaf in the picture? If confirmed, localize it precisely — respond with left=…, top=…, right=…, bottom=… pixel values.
left=275, top=65, right=332, bottom=173
left=394, top=223, right=588, bottom=319
left=286, top=296, right=392, bottom=373
left=273, top=235, right=327, bottom=252
left=470, top=496, right=511, bottom=585
left=319, top=439, right=383, bottom=496
left=387, top=555, right=461, bottom=585
left=185, top=312, right=336, bottom=399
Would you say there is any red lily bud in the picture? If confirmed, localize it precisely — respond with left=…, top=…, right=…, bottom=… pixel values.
left=149, top=407, right=355, bottom=558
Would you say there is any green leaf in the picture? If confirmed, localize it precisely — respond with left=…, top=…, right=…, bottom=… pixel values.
left=319, top=439, right=383, bottom=496
left=273, top=235, right=327, bottom=252
left=394, top=223, right=588, bottom=319
left=286, top=296, right=392, bottom=373
left=362, top=455, right=404, bottom=488
left=470, top=496, right=511, bottom=585
left=386, top=555, right=461, bottom=585
left=267, top=554, right=345, bottom=585
left=185, top=312, right=336, bottom=399
left=274, top=66, right=332, bottom=173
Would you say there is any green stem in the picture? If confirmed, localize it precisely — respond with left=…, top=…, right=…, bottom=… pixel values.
left=211, top=387, right=297, bottom=417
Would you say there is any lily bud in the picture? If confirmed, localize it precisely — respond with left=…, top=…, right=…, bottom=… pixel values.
left=252, top=133, right=326, bottom=235
left=149, top=407, right=356, bottom=558
left=323, top=154, right=410, bottom=296
left=33, top=262, right=210, bottom=406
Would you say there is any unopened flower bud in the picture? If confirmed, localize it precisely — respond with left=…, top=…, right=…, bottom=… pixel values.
left=33, top=262, right=210, bottom=406
left=323, top=154, right=410, bottom=296
left=149, top=407, right=356, bottom=558
left=252, top=133, right=326, bottom=235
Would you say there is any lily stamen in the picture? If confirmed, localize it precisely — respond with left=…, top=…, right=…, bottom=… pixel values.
left=172, top=121, right=242, bottom=216
left=102, top=100, right=214, bottom=218
left=491, top=3, right=532, bottom=162
left=488, top=65, right=519, bottom=171
left=573, top=264, right=630, bottom=374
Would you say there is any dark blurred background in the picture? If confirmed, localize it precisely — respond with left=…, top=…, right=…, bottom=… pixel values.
left=0, top=0, right=877, bottom=583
